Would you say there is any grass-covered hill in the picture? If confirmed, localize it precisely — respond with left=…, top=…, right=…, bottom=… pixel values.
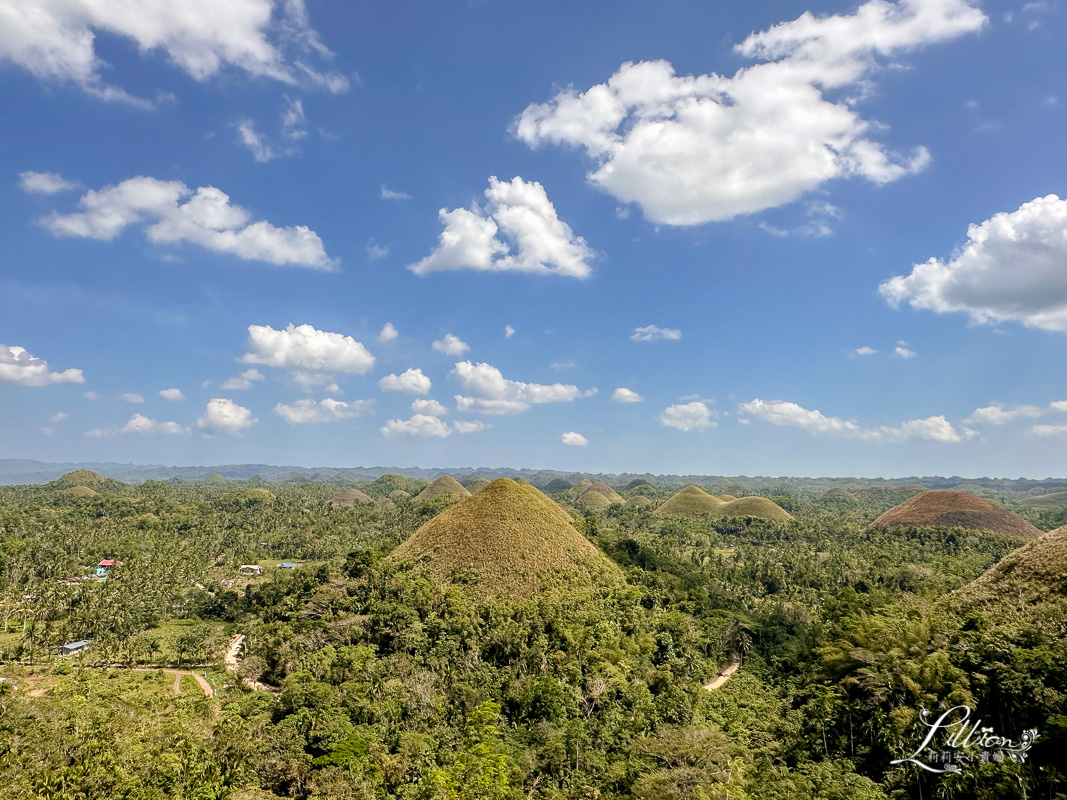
left=390, top=478, right=622, bottom=599
left=719, top=496, right=793, bottom=522
left=654, top=485, right=725, bottom=517
left=328, top=488, right=372, bottom=507
left=954, top=525, right=1067, bottom=607
left=868, top=489, right=1043, bottom=538
left=46, top=469, right=126, bottom=493
left=413, top=475, right=470, bottom=503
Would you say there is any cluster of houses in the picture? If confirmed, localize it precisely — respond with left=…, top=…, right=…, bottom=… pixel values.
left=57, top=559, right=122, bottom=586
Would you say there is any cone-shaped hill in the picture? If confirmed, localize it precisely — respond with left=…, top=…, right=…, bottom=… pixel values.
left=414, top=475, right=471, bottom=503
left=390, top=478, right=623, bottom=600
left=330, top=488, right=373, bottom=507
left=542, top=477, right=573, bottom=493
left=654, top=486, right=725, bottom=517
left=61, top=485, right=98, bottom=497
left=719, top=496, right=793, bottom=522
left=954, top=526, right=1067, bottom=607
left=868, top=490, right=1041, bottom=539
left=576, top=490, right=612, bottom=510
left=47, top=470, right=124, bottom=493
left=572, top=479, right=594, bottom=493
left=582, top=482, right=624, bottom=503
left=465, top=477, right=491, bottom=494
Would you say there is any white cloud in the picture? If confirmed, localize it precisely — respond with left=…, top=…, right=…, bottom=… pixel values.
left=450, top=360, right=592, bottom=415
left=0, top=344, right=84, bottom=387
left=879, top=195, right=1067, bottom=332
left=42, top=176, right=337, bottom=270
left=452, top=420, right=488, bottom=434
left=631, top=325, right=682, bottom=342
left=242, top=323, right=374, bottom=389
left=87, top=413, right=189, bottom=437
left=854, top=346, right=877, bottom=356
left=738, top=398, right=970, bottom=442
left=379, top=368, right=431, bottom=395
left=410, top=176, right=594, bottom=278
left=366, top=239, right=389, bottom=260
left=0, top=0, right=348, bottom=104
left=964, top=402, right=1043, bottom=425
left=561, top=431, right=589, bottom=446
left=41, top=426, right=57, bottom=435
left=159, top=388, right=185, bottom=401
left=219, top=368, right=265, bottom=390
left=381, top=185, right=412, bottom=201
left=273, top=397, right=373, bottom=424
left=50, top=411, right=69, bottom=423
left=505, top=325, right=516, bottom=338
left=433, top=333, right=470, bottom=357
left=1050, top=400, right=1067, bottom=413
left=281, top=97, right=308, bottom=140
left=120, top=393, right=144, bottom=403
left=84, top=390, right=100, bottom=400
left=612, top=387, right=644, bottom=403
left=514, top=2, right=983, bottom=225
left=411, top=398, right=448, bottom=416
left=1033, top=424, right=1067, bottom=438
left=658, top=401, right=717, bottom=431
left=378, top=322, right=399, bottom=343
left=381, top=414, right=451, bottom=438
left=19, top=171, right=79, bottom=194
left=894, top=341, right=917, bottom=358
left=197, top=398, right=256, bottom=435
left=237, top=121, right=277, bottom=162
left=550, top=361, right=575, bottom=370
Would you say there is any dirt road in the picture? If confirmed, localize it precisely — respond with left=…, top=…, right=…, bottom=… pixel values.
left=703, top=654, right=741, bottom=692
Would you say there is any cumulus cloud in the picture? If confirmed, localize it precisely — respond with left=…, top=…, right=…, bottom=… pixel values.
left=273, top=397, right=373, bottom=424
left=410, top=176, right=594, bottom=278
left=631, top=325, right=682, bottom=342
left=612, top=387, right=644, bottom=403
left=0, top=344, right=84, bottom=386
left=219, top=368, right=265, bottom=390
left=452, top=420, right=489, bottom=434
left=381, top=185, right=411, bottom=201
left=411, top=398, right=448, bottom=416
left=505, top=325, right=515, bottom=338
left=658, top=401, right=717, bottom=431
left=514, top=1, right=983, bottom=225
left=879, top=195, right=1067, bottom=332
left=450, top=360, right=593, bottom=415
left=120, top=393, right=144, bottom=403
left=432, top=333, right=470, bottom=356
left=50, top=412, right=69, bottom=423
left=19, top=171, right=79, bottom=194
left=159, top=388, right=185, bottom=401
left=365, top=239, right=389, bottom=260
left=380, top=414, right=451, bottom=438
left=197, top=397, right=257, bottom=435
left=42, top=176, right=337, bottom=269
left=87, top=413, right=189, bottom=437
left=0, top=0, right=348, bottom=104
left=379, top=368, right=431, bottom=395
left=854, top=346, right=877, bottom=356
left=378, top=323, right=399, bottom=343
left=738, top=398, right=970, bottom=442
left=242, top=323, right=374, bottom=389
left=561, top=431, right=589, bottom=446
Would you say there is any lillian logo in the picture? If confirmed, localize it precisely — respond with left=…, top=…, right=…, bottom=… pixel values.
left=891, top=705, right=1039, bottom=775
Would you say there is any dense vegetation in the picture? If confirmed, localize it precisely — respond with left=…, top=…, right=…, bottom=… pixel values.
left=0, top=474, right=1063, bottom=799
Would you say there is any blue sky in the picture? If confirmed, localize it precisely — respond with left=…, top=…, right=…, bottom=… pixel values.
left=1, top=0, right=1064, bottom=478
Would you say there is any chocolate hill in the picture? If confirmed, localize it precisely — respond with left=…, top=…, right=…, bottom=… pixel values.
left=329, top=488, right=373, bottom=507
left=719, top=496, right=793, bottom=522
left=413, top=475, right=471, bottom=503
left=48, top=470, right=124, bottom=494
left=390, top=478, right=622, bottom=599
left=955, top=526, right=1067, bottom=607
left=654, top=486, right=725, bottom=517
left=576, top=489, right=612, bottom=510
left=465, top=477, right=491, bottom=494
left=868, top=490, right=1042, bottom=539
left=582, top=482, right=624, bottom=503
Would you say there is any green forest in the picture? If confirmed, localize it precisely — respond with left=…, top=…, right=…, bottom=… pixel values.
left=0, top=469, right=1064, bottom=800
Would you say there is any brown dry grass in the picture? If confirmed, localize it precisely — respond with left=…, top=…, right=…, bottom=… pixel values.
left=465, top=477, right=491, bottom=494
left=413, top=475, right=471, bottom=503
left=576, top=490, right=612, bottom=510
left=61, top=485, right=98, bottom=497
left=329, top=488, right=372, bottom=507
left=583, top=482, right=624, bottom=502
left=955, top=526, right=1067, bottom=607
left=868, top=490, right=1042, bottom=539
left=390, top=478, right=622, bottom=600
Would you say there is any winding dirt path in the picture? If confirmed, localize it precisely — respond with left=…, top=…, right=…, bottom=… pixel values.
left=169, top=670, right=213, bottom=697
left=224, top=633, right=277, bottom=693
left=703, top=654, right=741, bottom=692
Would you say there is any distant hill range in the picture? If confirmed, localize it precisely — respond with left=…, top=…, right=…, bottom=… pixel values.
left=0, top=458, right=1064, bottom=495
